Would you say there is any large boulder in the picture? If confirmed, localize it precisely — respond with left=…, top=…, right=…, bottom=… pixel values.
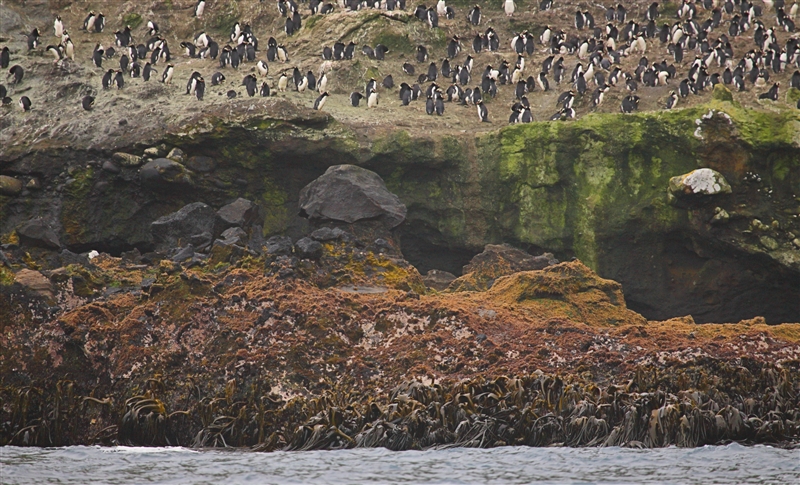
left=0, top=175, right=23, bottom=196
left=139, top=158, right=193, bottom=189
left=17, top=219, right=61, bottom=249
left=299, top=165, right=406, bottom=228
left=217, top=198, right=259, bottom=229
left=150, top=202, right=220, bottom=250
left=668, top=168, right=732, bottom=205
left=14, top=269, right=55, bottom=300
left=449, top=244, right=558, bottom=292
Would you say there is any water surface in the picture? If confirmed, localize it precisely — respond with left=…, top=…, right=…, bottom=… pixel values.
left=2, top=443, right=798, bottom=484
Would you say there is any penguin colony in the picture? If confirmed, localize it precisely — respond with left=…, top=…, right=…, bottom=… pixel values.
left=2, top=0, right=800, bottom=122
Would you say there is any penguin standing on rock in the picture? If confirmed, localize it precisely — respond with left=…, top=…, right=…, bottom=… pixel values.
left=313, top=92, right=329, bottom=110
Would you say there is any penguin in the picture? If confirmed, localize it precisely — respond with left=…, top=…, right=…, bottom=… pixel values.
left=665, top=90, right=678, bottom=109
left=621, top=95, right=640, bottom=113
left=257, top=60, right=269, bottom=77
left=476, top=100, right=488, bottom=122
left=54, top=16, right=64, bottom=38
left=1, top=96, right=11, bottom=107
left=306, top=91, right=327, bottom=112
left=427, top=63, right=438, bottom=81
left=382, top=75, right=394, bottom=89
left=24, top=28, right=40, bottom=51
left=344, top=42, right=356, bottom=60
left=0, top=85, right=5, bottom=100
left=591, top=85, right=610, bottom=107
left=277, top=45, right=289, bottom=63
left=365, top=78, right=378, bottom=95
left=195, top=77, right=205, bottom=100
left=143, top=62, right=154, bottom=81
left=105, top=46, right=117, bottom=59
left=81, top=95, right=95, bottom=111
left=92, top=45, right=104, bottom=68
left=260, top=82, right=271, bottom=97
left=210, top=72, right=225, bottom=86
left=557, top=90, right=575, bottom=109
left=427, top=8, right=439, bottom=29
left=367, top=89, right=379, bottom=107
left=84, top=11, right=97, bottom=32
left=227, top=90, right=237, bottom=98
left=278, top=73, right=289, bottom=92
left=537, top=72, right=550, bottom=91
left=426, top=95, right=435, bottom=115
left=350, top=91, right=364, bottom=106
left=243, top=74, right=258, bottom=96
left=1, top=47, right=9, bottom=69
left=447, top=36, right=461, bottom=59
left=468, top=5, right=481, bottom=25
left=758, top=82, right=779, bottom=101
left=435, top=95, right=445, bottom=115
left=417, top=45, right=429, bottom=63
left=119, top=54, right=129, bottom=72
left=113, top=70, right=125, bottom=89
left=297, top=75, right=308, bottom=93
left=130, top=62, right=141, bottom=78
left=195, top=0, right=206, bottom=18
left=102, top=69, right=114, bottom=89
left=147, top=20, right=159, bottom=36
left=317, top=72, right=328, bottom=93
left=162, top=64, right=175, bottom=84
left=187, top=71, right=202, bottom=94
left=46, top=45, right=62, bottom=63
left=94, top=14, right=105, bottom=33
left=19, top=96, right=32, bottom=111
left=504, top=0, right=515, bottom=17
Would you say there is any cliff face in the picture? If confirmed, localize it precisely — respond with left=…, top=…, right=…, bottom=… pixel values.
left=2, top=90, right=799, bottom=322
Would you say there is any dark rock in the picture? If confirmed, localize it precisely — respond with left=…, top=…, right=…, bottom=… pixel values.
left=423, top=269, right=457, bottom=291
left=17, top=218, right=61, bottom=249
left=310, top=227, right=351, bottom=242
left=59, top=249, right=91, bottom=267
left=166, top=148, right=186, bottom=163
left=186, top=156, right=217, bottom=173
left=139, top=158, right=193, bottom=189
left=14, top=269, right=55, bottom=300
left=140, top=252, right=164, bottom=265
left=102, top=161, right=121, bottom=174
left=220, top=227, right=248, bottom=245
left=189, top=231, right=213, bottom=250
left=295, top=237, right=323, bottom=260
left=299, top=165, right=407, bottom=228
left=217, top=198, right=259, bottom=229
left=266, top=236, right=293, bottom=256
left=449, top=244, right=558, bottom=292
left=0, top=175, right=23, bottom=196
left=112, top=152, right=142, bottom=167
left=121, top=248, right=142, bottom=264
left=171, top=244, right=195, bottom=263
left=140, top=277, right=155, bottom=290
left=150, top=202, right=220, bottom=251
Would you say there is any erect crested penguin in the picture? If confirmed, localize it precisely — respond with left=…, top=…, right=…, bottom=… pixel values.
left=504, top=0, right=515, bottom=16
left=243, top=74, right=258, bottom=96
left=260, top=82, right=271, bottom=97
left=102, top=69, right=114, bottom=89
left=313, top=92, right=329, bottom=110
left=665, top=90, right=678, bottom=109
left=318, top=72, right=328, bottom=93
left=81, top=95, right=95, bottom=111
left=468, top=5, right=481, bottom=25
left=277, top=72, right=289, bottom=92
left=186, top=71, right=202, bottom=94
left=476, top=100, right=488, bottom=122
left=19, top=95, right=32, bottom=111
left=350, top=91, right=364, bottom=106
left=758, top=82, right=779, bottom=101
left=147, top=20, right=159, bottom=37
left=367, top=89, right=379, bottom=107
left=92, top=44, right=104, bottom=68
left=143, top=62, right=154, bottom=81
left=621, top=95, right=640, bottom=113
left=94, top=13, right=105, bottom=33
left=257, top=60, right=269, bottom=77
left=161, top=64, right=174, bottom=84
left=557, top=90, right=575, bottom=109
left=113, top=70, right=124, bottom=89
left=195, top=0, right=206, bottom=18
left=54, top=16, right=64, bottom=38
left=84, top=11, right=97, bottom=32
left=195, top=77, right=205, bottom=100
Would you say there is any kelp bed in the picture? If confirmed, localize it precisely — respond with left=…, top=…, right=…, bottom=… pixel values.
left=3, top=360, right=798, bottom=450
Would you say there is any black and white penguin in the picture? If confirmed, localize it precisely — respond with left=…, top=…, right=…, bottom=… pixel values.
left=92, top=44, right=104, bottom=68
left=83, top=11, right=97, bottom=31
left=375, top=44, right=389, bottom=60
left=147, top=20, right=159, bottom=37
left=162, top=64, right=174, bottom=84
left=260, top=82, right=271, bottom=97
left=313, top=92, right=329, bottom=110
left=621, top=95, right=640, bottom=113
left=557, top=90, right=575, bottom=109
left=591, top=85, right=610, bottom=107
left=81, top=95, right=95, bottom=111
left=350, top=91, right=364, bottom=106
left=19, top=96, right=32, bottom=111
left=119, top=54, right=129, bottom=72
left=365, top=78, right=378, bottom=95
left=367, top=89, right=379, bottom=107
left=25, top=28, right=40, bottom=51
left=94, top=14, right=105, bottom=33
left=318, top=73, right=328, bottom=93
left=426, top=95, right=435, bottom=114
left=210, top=72, right=225, bottom=86
left=476, top=100, right=488, bottom=122
left=195, top=77, right=205, bottom=100
left=537, top=72, right=550, bottom=91
left=427, top=63, right=438, bottom=82
left=0, top=85, right=6, bottom=100
left=665, top=90, right=677, bottom=109
left=435, top=95, right=444, bottom=115
left=277, top=73, right=288, bottom=92
left=447, top=36, right=461, bottom=59
left=54, top=16, right=64, bottom=38
left=1, top=47, right=9, bottom=69
left=468, top=5, right=481, bottom=25
left=277, top=45, right=289, bottom=63
left=46, top=45, right=62, bottom=63
left=758, top=82, right=779, bottom=101
left=382, top=75, right=394, bottom=89
left=257, top=60, right=269, bottom=77
left=186, top=71, right=202, bottom=94
left=113, top=70, right=124, bottom=89
left=142, top=62, right=154, bottom=81
left=417, top=45, right=429, bottom=63
left=243, top=74, right=258, bottom=96
left=195, top=0, right=206, bottom=18
left=102, top=69, right=114, bottom=89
